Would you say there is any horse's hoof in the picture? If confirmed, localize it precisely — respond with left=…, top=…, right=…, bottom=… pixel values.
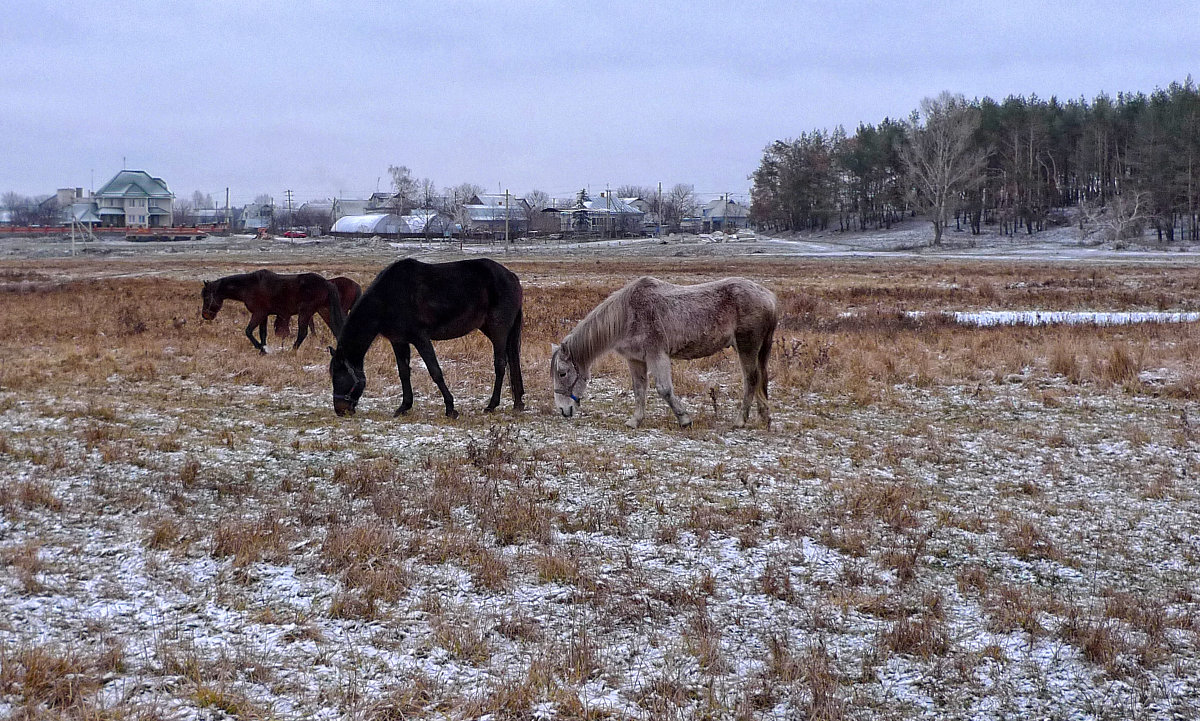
left=626, top=417, right=641, bottom=429
left=483, top=405, right=498, bottom=414
left=733, top=418, right=746, bottom=429
left=678, top=415, right=693, bottom=428
left=513, top=401, right=525, bottom=412
left=445, top=409, right=460, bottom=420
left=394, top=407, right=411, bottom=417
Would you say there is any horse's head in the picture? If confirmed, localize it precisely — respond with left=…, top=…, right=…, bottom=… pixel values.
left=551, top=343, right=587, bottom=418
left=200, top=280, right=223, bottom=320
left=329, top=346, right=365, bottom=416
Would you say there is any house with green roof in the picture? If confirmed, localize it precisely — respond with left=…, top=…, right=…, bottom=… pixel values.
left=92, top=170, right=174, bottom=227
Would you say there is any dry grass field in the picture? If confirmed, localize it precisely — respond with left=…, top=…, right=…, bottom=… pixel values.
left=2, top=249, right=1200, bottom=720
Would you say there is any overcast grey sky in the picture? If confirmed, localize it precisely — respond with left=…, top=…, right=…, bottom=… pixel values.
left=1, top=0, right=1194, bottom=204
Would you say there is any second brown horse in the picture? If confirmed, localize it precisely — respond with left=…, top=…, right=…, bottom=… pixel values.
left=201, top=270, right=358, bottom=353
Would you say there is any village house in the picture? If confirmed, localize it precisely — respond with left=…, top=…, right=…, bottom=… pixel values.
left=702, top=198, right=751, bottom=232
left=461, top=193, right=530, bottom=237
left=91, top=170, right=175, bottom=227
left=559, top=191, right=644, bottom=236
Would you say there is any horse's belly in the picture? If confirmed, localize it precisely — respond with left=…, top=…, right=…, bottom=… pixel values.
left=429, top=314, right=486, bottom=341
left=671, top=335, right=732, bottom=360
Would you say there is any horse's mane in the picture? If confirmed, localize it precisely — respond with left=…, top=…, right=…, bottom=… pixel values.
left=562, top=284, right=630, bottom=368
left=213, top=271, right=261, bottom=297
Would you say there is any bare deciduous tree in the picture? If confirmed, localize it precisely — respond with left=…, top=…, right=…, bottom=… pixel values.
left=174, top=200, right=195, bottom=226
left=1079, top=190, right=1149, bottom=246
left=663, top=183, right=698, bottom=231
left=388, top=165, right=418, bottom=214
left=522, top=189, right=550, bottom=233
left=418, top=177, right=438, bottom=209
left=900, top=92, right=989, bottom=246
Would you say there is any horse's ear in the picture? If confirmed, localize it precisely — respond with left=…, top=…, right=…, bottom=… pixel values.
left=327, top=346, right=335, bottom=357
left=550, top=343, right=560, bottom=355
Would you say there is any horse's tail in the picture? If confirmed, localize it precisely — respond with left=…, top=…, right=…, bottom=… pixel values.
left=326, top=280, right=347, bottom=339
left=274, top=315, right=292, bottom=338
left=506, top=306, right=524, bottom=406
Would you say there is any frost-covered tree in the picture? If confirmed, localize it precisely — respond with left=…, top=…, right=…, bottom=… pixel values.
left=388, top=165, right=418, bottom=214
left=900, top=92, right=989, bottom=246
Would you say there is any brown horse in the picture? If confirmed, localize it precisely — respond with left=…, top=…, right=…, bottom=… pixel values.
left=201, top=270, right=348, bottom=353
left=274, top=276, right=362, bottom=339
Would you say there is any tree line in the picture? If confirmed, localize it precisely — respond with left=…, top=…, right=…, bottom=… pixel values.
left=751, top=78, right=1200, bottom=245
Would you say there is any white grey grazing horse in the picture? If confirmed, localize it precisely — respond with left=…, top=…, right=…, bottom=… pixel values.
left=551, top=276, right=778, bottom=429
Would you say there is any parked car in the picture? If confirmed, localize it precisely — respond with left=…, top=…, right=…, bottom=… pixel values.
left=282, top=228, right=307, bottom=238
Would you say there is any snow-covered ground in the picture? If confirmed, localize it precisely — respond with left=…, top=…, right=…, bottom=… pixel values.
left=1, top=240, right=1199, bottom=719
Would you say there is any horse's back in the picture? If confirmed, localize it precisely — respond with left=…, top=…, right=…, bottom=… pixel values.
left=358, top=258, right=522, bottom=337
left=372, top=258, right=520, bottom=302
left=621, top=276, right=775, bottom=358
left=331, top=276, right=362, bottom=313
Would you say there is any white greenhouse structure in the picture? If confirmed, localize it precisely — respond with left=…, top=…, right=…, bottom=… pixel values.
left=331, top=214, right=404, bottom=236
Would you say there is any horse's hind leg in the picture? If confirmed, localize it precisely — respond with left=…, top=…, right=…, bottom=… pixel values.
left=756, top=331, right=773, bottom=429
left=506, top=310, right=524, bottom=411
left=626, top=358, right=648, bottom=428
left=412, top=335, right=458, bottom=419
left=734, top=347, right=759, bottom=428
left=484, top=337, right=507, bottom=413
left=647, top=354, right=691, bottom=428
left=245, top=313, right=268, bottom=353
left=293, top=313, right=313, bottom=350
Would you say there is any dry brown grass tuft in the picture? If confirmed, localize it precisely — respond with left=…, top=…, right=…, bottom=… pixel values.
left=193, top=683, right=271, bottom=719
left=1061, top=606, right=1129, bottom=673
left=322, top=521, right=408, bottom=603
left=432, top=615, right=492, bottom=665
left=878, top=614, right=950, bottom=659
left=211, top=513, right=290, bottom=567
left=490, top=490, right=553, bottom=546
left=1005, top=519, right=1061, bottom=561
left=366, top=675, right=444, bottom=720
left=0, top=643, right=105, bottom=713
left=763, top=635, right=846, bottom=721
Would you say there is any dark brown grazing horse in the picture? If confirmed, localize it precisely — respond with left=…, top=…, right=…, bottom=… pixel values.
left=275, top=276, right=362, bottom=339
left=201, top=270, right=348, bottom=353
left=328, top=258, right=524, bottom=418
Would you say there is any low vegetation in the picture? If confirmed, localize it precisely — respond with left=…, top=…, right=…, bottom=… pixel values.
left=1, top=251, right=1198, bottom=718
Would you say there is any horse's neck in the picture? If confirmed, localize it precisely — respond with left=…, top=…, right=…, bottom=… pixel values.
left=219, top=275, right=249, bottom=302
left=338, top=302, right=378, bottom=365
left=564, top=298, right=624, bottom=370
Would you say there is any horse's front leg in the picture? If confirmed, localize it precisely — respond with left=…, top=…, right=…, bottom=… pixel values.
left=626, top=358, right=648, bottom=428
left=390, top=340, right=414, bottom=416
left=647, top=354, right=691, bottom=428
left=245, top=313, right=268, bottom=354
left=293, top=313, right=313, bottom=350
left=412, top=336, right=457, bottom=419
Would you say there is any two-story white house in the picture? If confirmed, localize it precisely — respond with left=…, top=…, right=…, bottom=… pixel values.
left=92, top=170, right=174, bottom=227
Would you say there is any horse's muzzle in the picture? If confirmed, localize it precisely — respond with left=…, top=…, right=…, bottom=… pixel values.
left=333, top=398, right=357, bottom=416
left=201, top=309, right=216, bottom=321
left=560, top=406, right=574, bottom=418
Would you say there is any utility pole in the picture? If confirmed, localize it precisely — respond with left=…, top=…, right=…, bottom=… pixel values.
left=225, top=187, right=230, bottom=234
left=284, top=189, right=294, bottom=228
left=504, top=188, right=510, bottom=244
left=658, top=181, right=663, bottom=237
left=606, top=184, right=611, bottom=238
